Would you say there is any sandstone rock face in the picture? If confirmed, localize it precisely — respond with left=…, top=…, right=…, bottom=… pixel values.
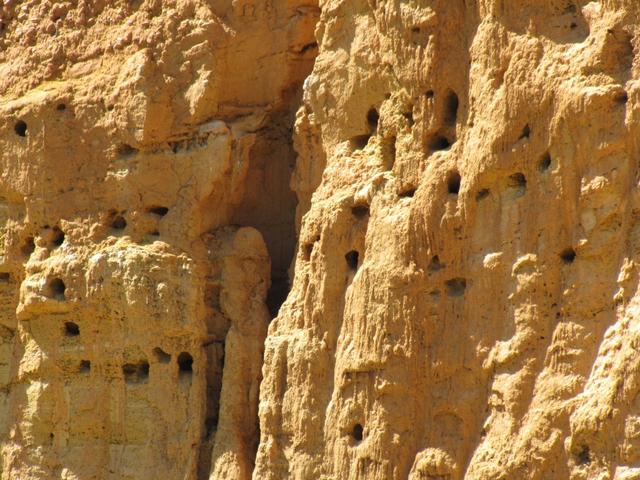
left=0, top=1, right=316, bottom=478
left=2, top=0, right=640, bottom=479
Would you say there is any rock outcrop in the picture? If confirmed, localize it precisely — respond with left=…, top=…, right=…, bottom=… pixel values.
left=2, top=1, right=640, bottom=480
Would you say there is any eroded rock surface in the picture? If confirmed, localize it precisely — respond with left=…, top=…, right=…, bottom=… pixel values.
left=2, top=0, right=640, bottom=479
left=0, top=0, right=316, bottom=479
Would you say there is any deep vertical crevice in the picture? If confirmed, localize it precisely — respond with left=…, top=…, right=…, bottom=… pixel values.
left=229, top=107, right=302, bottom=320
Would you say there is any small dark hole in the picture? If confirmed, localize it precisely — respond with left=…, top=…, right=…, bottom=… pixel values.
left=366, top=108, right=379, bottom=130
left=117, top=144, right=138, bottom=157
left=79, top=360, right=91, bottom=374
left=351, top=134, right=371, bottom=151
left=111, top=215, right=127, bottom=230
left=576, top=445, right=591, bottom=465
left=614, top=91, right=628, bottom=104
left=444, top=91, right=459, bottom=126
left=352, top=423, right=364, bottom=442
left=47, top=278, right=66, bottom=299
left=428, top=135, right=451, bottom=151
left=0, top=272, right=10, bottom=282
left=425, top=90, right=434, bottom=99
left=14, top=120, right=27, bottom=137
left=56, top=103, right=66, bottom=112
left=352, top=205, right=370, bottom=219
left=428, top=255, right=443, bottom=272
left=21, top=237, right=35, bottom=257
left=476, top=188, right=490, bottom=201
left=447, top=171, right=461, bottom=195
left=123, top=364, right=136, bottom=379
left=149, top=230, right=160, bottom=237
left=51, top=227, right=65, bottom=247
left=147, top=206, right=169, bottom=216
left=560, top=248, right=576, bottom=264
left=508, top=173, right=527, bottom=197
left=539, top=152, right=552, bottom=172
left=445, top=278, right=466, bottom=297
left=519, top=124, right=531, bottom=139
left=153, top=347, right=171, bottom=364
left=403, top=110, right=414, bottom=127
left=302, top=243, right=314, bottom=261
left=64, top=322, right=80, bottom=337
left=570, top=22, right=577, bottom=30
left=123, top=360, right=149, bottom=383
left=345, top=251, right=359, bottom=271
left=399, top=187, right=417, bottom=198
left=178, top=352, right=193, bottom=374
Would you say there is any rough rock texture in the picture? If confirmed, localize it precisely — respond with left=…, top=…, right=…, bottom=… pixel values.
left=3, top=0, right=640, bottom=479
left=0, top=1, right=317, bottom=479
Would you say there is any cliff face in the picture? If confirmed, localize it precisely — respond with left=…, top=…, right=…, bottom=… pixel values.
left=260, top=1, right=640, bottom=479
left=0, top=1, right=317, bottom=478
left=1, top=0, right=640, bottom=479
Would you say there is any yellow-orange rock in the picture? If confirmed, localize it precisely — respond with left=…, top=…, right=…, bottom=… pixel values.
left=3, top=1, right=640, bottom=480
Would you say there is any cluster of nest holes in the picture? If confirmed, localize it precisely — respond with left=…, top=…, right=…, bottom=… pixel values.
left=421, top=89, right=459, bottom=154
left=427, top=256, right=468, bottom=298
left=474, top=172, right=528, bottom=202
left=122, top=351, right=191, bottom=384
left=45, top=278, right=66, bottom=300
left=475, top=149, right=554, bottom=202
left=350, top=107, right=380, bottom=151
left=14, top=120, right=27, bottom=137
left=146, top=206, right=169, bottom=237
